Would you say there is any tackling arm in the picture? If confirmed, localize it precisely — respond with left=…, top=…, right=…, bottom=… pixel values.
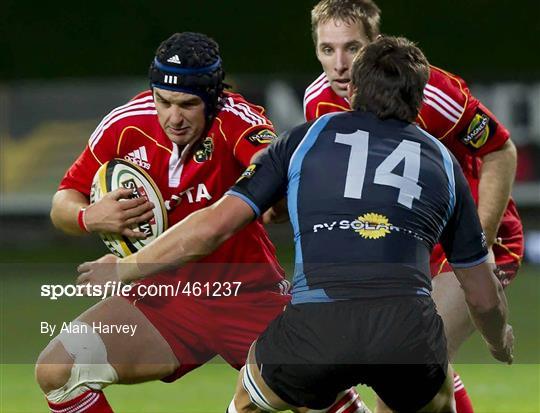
left=453, top=262, right=512, bottom=363
left=117, top=195, right=255, bottom=283
left=477, top=140, right=517, bottom=245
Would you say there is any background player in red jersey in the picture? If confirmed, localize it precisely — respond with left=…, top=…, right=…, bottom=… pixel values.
left=302, top=1, right=523, bottom=412
left=34, top=32, right=295, bottom=413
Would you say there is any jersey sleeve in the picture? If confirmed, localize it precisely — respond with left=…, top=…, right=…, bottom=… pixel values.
left=455, top=100, right=510, bottom=156
left=218, top=95, right=277, bottom=167
left=420, top=67, right=510, bottom=157
left=439, top=158, right=489, bottom=268
left=58, top=116, right=119, bottom=196
left=227, top=122, right=311, bottom=216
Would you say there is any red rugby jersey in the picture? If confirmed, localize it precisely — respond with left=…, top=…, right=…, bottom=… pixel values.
left=60, top=90, right=285, bottom=290
left=303, top=67, right=522, bottom=246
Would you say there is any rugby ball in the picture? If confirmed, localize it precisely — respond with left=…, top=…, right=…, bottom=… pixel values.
left=90, top=159, right=168, bottom=257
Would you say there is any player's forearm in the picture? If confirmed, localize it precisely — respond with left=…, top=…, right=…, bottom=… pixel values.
left=477, top=140, right=517, bottom=245
left=467, top=279, right=508, bottom=349
left=117, top=198, right=252, bottom=283
left=456, top=265, right=508, bottom=349
left=133, top=209, right=225, bottom=279
left=50, top=189, right=89, bottom=235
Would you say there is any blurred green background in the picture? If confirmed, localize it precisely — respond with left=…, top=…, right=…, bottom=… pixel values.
left=2, top=0, right=539, bottom=80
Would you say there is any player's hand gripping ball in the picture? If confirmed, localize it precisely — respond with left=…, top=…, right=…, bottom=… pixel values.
left=90, top=159, right=167, bottom=257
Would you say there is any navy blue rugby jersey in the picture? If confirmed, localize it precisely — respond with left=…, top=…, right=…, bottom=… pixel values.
left=228, top=111, right=488, bottom=303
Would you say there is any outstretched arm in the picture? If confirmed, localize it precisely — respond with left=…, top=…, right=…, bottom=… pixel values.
left=77, top=195, right=255, bottom=284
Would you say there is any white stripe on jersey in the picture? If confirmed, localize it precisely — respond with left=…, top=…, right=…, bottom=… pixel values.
left=89, top=110, right=158, bottom=150
left=423, top=89, right=462, bottom=119
left=304, top=74, right=330, bottom=103
left=90, top=95, right=154, bottom=141
left=222, top=97, right=265, bottom=126
left=228, top=98, right=267, bottom=125
left=303, top=82, right=332, bottom=116
left=425, top=84, right=463, bottom=113
left=304, top=72, right=328, bottom=96
left=422, top=97, right=459, bottom=123
left=235, top=101, right=267, bottom=125
left=89, top=95, right=155, bottom=149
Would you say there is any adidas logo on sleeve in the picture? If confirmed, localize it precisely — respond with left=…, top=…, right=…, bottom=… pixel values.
left=125, top=146, right=151, bottom=170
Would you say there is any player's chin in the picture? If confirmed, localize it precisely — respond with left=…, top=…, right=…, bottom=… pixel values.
left=166, top=130, right=192, bottom=145
left=332, top=82, right=350, bottom=98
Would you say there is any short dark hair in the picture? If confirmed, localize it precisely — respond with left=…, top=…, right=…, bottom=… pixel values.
left=311, top=0, right=381, bottom=44
left=149, top=32, right=226, bottom=119
left=351, top=36, right=429, bottom=122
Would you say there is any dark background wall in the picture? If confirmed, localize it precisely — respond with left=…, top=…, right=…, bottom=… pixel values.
left=2, top=0, right=539, bottom=81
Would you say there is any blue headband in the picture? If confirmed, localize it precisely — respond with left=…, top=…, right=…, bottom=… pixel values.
left=152, top=57, right=221, bottom=75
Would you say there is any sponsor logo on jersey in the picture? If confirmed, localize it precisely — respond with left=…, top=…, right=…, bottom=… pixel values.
left=125, top=146, right=151, bottom=170
left=461, top=110, right=494, bottom=149
left=246, top=129, right=277, bottom=146
left=312, top=213, right=425, bottom=241
left=236, top=164, right=257, bottom=183
left=354, top=213, right=395, bottom=239
left=164, top=183, right=212, bottom=211
left=313, top=213, right=399, bottom=240
left=194, top=137, right=214, bottom=163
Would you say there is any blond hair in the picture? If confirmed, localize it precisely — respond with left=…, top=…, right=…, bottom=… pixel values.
left=311, top=0, right=381, bottom=44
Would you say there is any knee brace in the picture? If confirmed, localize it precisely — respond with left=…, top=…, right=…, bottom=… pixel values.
left=46, top=321, right=118, bottom=403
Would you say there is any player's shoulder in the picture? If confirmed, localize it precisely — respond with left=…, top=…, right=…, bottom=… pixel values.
left=304, top=72, right=329, bottom=99
left=426, top=65, right=471, bottom=108
left=286, top=112, right=340, bottom=147
left=303, top=73, right=332, bottom=108
left=417, top=66, right=474, bottom=138
left=89, top=90, right=158, bottom=150
left=304, top=73, right=349, bottom=121
left=213, top=91, right=272, bottom=140
left=98, top=90, right=157, bottom=127
left=219, top=91, right=270, bottom=122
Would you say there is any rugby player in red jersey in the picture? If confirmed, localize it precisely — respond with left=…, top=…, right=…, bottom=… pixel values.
left=36, top=32, right=368, bottom=413
left=302, top=1, right=523, bottom=412
left=34, top=32, right=293, bottom=413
